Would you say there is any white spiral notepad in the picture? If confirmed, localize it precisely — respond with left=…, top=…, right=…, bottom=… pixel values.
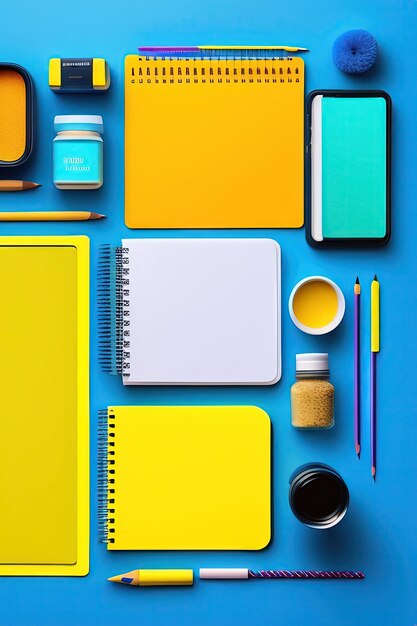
left=99, top=238, right=281, bottom=385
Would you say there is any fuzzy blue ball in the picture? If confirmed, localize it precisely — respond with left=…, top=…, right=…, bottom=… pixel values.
left=332, top=29, right=378, bottom=74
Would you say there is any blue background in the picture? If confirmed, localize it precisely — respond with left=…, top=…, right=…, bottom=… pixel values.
left=1, top=0, right=416, bottom=624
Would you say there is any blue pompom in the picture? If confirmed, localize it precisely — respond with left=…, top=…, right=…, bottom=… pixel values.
left=332, top=29, right=378, bottom=74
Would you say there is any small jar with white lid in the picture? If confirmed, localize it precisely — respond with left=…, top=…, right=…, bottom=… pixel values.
left=291, top=353, right=334, bottom=429
left=53, top=115, right=103, bottom=189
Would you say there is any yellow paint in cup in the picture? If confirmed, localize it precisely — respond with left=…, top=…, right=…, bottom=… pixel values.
left=289, top=276, right=345, bottom=335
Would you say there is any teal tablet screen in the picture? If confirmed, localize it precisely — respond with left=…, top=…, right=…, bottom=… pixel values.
left=322, top=97, right=387, bottom=239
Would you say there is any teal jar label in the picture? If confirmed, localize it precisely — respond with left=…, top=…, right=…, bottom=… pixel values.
left=53, top=138, right=103, bottom=186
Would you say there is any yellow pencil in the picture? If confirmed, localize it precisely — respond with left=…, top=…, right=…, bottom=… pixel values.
left=371, top=276, right=380, bottom=353
left=139, top=45, right=309, bottom=54
left=200, top=45, right=309, bottom=52
left=370, top=275, right=380, bottom=478
left=108, top=569, right=194, bottom=587
left=0, top=181, right=41, bottom=192
left=0, top=211, right=105, bottom=222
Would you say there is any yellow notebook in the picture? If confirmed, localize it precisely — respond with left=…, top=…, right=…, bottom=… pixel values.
left=125, top=54, right=304, bottom=228
left=99, top=406, right=271, bottom=550
left=0, top=236, right=89, bottom=576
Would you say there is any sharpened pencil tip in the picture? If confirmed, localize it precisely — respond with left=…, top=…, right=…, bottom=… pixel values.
left=373, top=274, right=378, bottom=281
left=89, top=212, right=106, bottom=220
left=355, top=276, right=359, bottom=284
left=22, top=181, right=42, bottom=190
left=355, top=443, right=361, bottom=457
left=107, top=574, right=130, bottom=584
left=371, top=466, right=376, bottom=478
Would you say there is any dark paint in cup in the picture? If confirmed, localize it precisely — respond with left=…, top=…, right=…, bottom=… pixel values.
left=289, top=463, right=349, bottom=529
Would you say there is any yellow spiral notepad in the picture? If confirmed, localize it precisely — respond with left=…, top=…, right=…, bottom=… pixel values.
left=125, top=54, right=304, bottom=228
left=99, top=406, right=271, bottom=550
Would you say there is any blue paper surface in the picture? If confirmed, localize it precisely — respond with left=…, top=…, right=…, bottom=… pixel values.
left=0, top=0, right=416, bottom=624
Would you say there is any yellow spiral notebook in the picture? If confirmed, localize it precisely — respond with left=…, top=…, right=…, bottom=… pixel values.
left=125, top=54, right=304, bottom=228
left=99, top=406, right=271, bottom=550
left=0, top=236, right=89, bottom=576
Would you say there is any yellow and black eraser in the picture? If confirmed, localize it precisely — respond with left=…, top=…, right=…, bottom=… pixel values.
left=49, top=58, right=110, bottom=93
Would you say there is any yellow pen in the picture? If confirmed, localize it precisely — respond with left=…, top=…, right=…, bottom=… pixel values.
left=370, top=275, right=380, bottom=478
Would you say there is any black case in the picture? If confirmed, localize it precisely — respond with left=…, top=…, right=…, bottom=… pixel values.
left=305, top=90, right=391, bottom=248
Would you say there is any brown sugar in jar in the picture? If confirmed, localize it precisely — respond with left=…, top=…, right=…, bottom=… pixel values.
left=291, top=353, right=334, bottom=430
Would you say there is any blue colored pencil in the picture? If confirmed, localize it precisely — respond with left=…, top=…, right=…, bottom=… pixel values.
left=354, top=277, right=361, bottom=457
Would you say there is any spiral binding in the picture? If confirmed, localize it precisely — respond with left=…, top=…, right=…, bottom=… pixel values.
left=97, top=409, right=116, bottom=544
left=131, top=56, right=302, bottom=85
left=98, top=245, right=131, bottom=376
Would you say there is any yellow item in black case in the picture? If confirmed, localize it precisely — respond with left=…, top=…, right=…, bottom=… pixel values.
left=0, top=63, right=33, bottom=166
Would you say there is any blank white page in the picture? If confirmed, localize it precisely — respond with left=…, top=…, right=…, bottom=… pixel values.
left=122, top=238, right=281, bottom=385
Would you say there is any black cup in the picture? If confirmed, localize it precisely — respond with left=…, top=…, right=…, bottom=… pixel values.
left=289, top=463, right=349, bottom=529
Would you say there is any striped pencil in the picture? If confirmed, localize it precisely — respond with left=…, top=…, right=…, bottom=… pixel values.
left=200, top=568, right=365, bottom=580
